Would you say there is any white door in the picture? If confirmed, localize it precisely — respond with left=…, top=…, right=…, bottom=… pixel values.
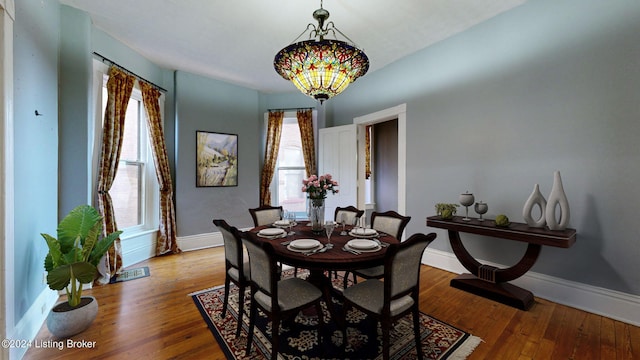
left=318, top=124, right=357, bottom=221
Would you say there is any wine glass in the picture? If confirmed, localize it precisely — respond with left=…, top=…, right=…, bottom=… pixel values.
left=459, top=192, right=475, bottom=221
left=340, top=213, right=348, bottom=236
left=287, top=212, right=296, bottom=235
left=474, top=201, right=488, bottom=221
left=324, top=221, right=335, bottom=248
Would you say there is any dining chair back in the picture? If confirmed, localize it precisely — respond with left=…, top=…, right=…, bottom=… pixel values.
left=241, top=233, right=324, bottom=360
left=212, top=219, right=250, bottom=337
left=343, top=232, right=437, bottom=360
left=371, top=210, right=411, bottom=240
left=334, top=206, right=365, bottom=225
left=249, top=205, right=283, bottom=227
left=344, top=211, right=412, bottom=287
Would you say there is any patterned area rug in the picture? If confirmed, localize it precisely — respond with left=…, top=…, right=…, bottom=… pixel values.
left=191, top=272, right=481, bottom=360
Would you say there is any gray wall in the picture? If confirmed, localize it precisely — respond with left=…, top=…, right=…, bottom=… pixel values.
left=13, top=0, right=59, bottom=324
left=329, top=0, right=640, bottom=295
left=58, top=6, right=91, bottom=216
left=174, top=71, right=261, bottom=236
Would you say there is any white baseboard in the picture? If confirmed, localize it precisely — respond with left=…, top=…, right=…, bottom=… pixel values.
left=422, top=248, right=640, bottom=327
left=10, top=287, right=59, bottom=359
left=177, top=227, right=254, bottom=252
left=121, top=231, right=157, bottom=268
left=177, top=232, right=222, bottom=252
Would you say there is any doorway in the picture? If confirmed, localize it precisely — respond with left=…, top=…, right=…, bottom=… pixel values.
left=372, top=119, right=399, bottom=212
left=354, top=104, right=407, bottom=222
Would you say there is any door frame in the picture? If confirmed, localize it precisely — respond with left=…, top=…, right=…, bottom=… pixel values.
left=0, top=1, right=15, bottom=359
left=353, top=104, right=407, bottom=215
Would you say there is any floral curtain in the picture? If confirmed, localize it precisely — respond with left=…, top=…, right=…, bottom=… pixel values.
left=96, top=66, right=135, bottom=283
left=140, top=81, right=181, bottom=256
left=260, top=110, right=284, bottom=205
left=297, top=109, right=316, bottom=177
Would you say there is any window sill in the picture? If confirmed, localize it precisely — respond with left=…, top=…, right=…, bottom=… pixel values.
left=120, top=228, right=158, bottom=241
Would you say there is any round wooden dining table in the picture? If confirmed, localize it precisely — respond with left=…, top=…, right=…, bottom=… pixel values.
left=245, top=222, right=399, bottom=273
left=244, top=222, right=399, bottom=326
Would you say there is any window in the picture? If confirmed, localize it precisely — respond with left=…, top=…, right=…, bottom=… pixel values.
left=271, top=116, right=308, bottom=218
left=93, top=64, right=159, bottom=236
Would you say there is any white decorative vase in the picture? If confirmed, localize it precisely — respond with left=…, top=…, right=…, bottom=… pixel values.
left=47, top=296, right=98, bottom=338
left=545, top=171, right=570, bottom=230
left=523, top=184, right=547, bottom=228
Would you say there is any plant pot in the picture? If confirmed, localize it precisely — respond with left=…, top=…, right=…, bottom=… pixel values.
left=46, top=296, right=98, bottom=338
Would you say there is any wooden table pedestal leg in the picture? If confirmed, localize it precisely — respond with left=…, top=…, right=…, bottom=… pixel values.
left=448, top=230, right=541, bottom=310
left=306, top=269, right=346, bottom=328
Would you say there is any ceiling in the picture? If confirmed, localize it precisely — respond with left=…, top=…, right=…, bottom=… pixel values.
left=60, top=0, right=527, bottom=94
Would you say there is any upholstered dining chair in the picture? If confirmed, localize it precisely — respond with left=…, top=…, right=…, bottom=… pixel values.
left=241, top=233, right=325, bottom=360
left=212, top=219, right=250, bottom=337
left=370, top=210, right=411, bottom=239
left=342, top=232, right=437, bottom=360
left=248, top=205, right=283, bottom=227
left=249, top=204, right=300, bottom=277
left=334, top=205, right=365, bottom=225
left=331, top=205, right=366, bottom=281
left=346, top=210, right=412, bottom=286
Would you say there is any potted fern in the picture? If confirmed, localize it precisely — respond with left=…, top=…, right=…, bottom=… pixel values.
left=42, top=204, right=122, bottom=338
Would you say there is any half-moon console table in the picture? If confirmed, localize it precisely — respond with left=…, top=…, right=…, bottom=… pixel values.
left=426, top=216, right=576, bottom=310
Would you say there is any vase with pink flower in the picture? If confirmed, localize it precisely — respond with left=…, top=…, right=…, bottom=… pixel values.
left=302, top=174, right=339, bottom=234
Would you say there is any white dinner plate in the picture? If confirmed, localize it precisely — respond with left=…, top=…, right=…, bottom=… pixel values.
left=347, top=239, right=379, bottom=250
left=287, top=244, right=322, bottom=253
left=349, top=228, right=378, bottom=237
left=258, top=228, right=285, bottom=236
left=273, top=221, right=297, bottom=228
left=345, top=244, right=381, bottom=253
left=289, top=239, right=321, bottom=250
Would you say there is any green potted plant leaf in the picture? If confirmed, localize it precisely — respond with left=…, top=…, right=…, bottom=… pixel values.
left=435, top=203, right=459, bottom=220
left=42, top=204, right=122, bottom=338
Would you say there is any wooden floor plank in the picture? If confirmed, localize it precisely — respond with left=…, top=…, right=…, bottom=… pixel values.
left=573, top=312, right=601, bottom=360
left=615, top=321, right=639, bottom=360
left=600, top=316, right=617, bottom=359
left=23, top=246, right=640, bottom=360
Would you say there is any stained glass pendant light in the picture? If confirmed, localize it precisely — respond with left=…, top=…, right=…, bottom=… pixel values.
left=273, top=0, right=369, bottom=103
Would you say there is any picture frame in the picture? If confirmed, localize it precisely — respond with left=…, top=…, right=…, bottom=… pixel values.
left=196, top=131, right=238, bottom=187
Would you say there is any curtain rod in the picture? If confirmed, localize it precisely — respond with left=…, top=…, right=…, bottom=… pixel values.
left=268, top=107, right=315, bottom=112
left=92, top=52, right=168, bottom=93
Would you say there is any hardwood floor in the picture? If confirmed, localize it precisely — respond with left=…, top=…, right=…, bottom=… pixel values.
left=25, top=246, right=639, bottom=359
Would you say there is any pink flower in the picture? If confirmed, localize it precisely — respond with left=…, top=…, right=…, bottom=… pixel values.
left=301, top=173, right=339, bottom=198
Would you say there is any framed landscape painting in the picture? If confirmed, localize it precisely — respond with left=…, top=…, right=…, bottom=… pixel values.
left=196, top=131, right=238, bottom=187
